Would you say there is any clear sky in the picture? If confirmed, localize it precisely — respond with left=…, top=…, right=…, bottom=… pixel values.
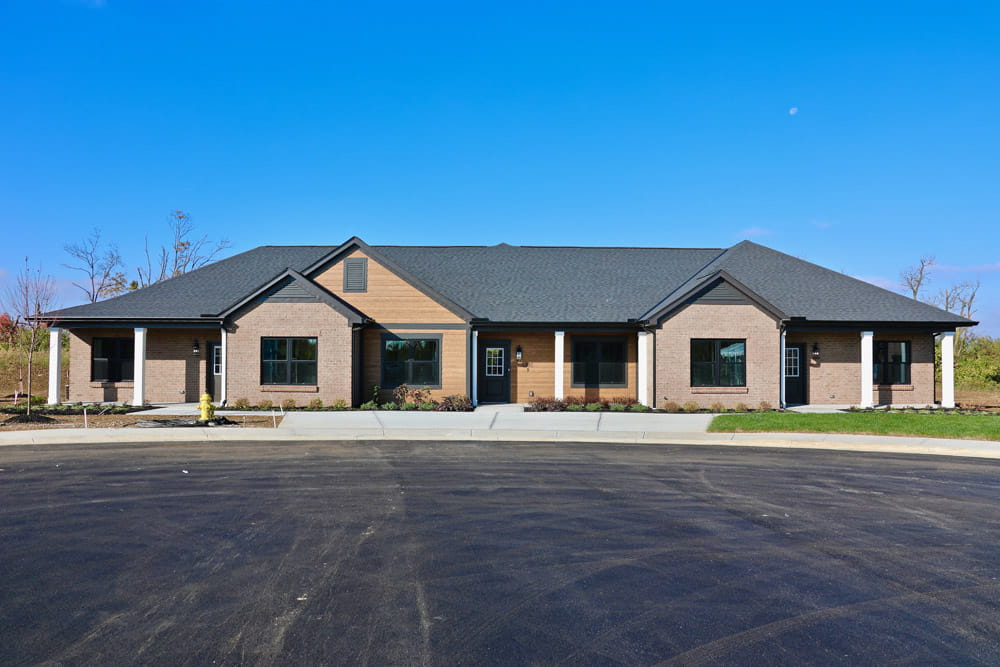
left=2, top=1, right=998, bottom=334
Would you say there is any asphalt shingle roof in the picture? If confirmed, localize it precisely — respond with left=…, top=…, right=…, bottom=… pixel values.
left=53, top=246, right=333, bottom=320
left=49, top=239, right=972, bottom=326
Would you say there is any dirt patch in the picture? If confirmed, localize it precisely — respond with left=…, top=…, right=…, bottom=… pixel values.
left=0, top=414, right=282, bottom=431
left=956, top=389, right=1000, bottom=409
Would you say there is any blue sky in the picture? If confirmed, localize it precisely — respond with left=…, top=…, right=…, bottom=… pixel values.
left=2, top=1, right=998, bottom=334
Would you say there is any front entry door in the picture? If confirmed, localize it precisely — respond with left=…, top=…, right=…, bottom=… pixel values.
left=785, top=343, right=807, bottom=405
left=478, top=340, right=510, bottom=403
left=207, top=341, right=222, bottom=401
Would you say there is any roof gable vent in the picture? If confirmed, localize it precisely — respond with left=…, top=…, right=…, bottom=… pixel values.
left=343, top=257, right=368, bottom=292
left=690, top=279, right=749, bottom=305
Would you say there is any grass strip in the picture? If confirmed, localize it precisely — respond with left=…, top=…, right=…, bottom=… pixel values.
left=708, top=412, right=1000, bottom=441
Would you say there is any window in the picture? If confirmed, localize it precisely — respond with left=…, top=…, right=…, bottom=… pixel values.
left=381, top=335, right=441, bottom=388
left=212, top=345, right=222, bottom=376
left=343, top=258, right=367, bottom=292
left=691, top=339, right=746, bottom=387
left=485, top=347, right=504, bottom=376
left=571, top=338, right=627, bottom=388
left=261, top=337, right=318, bottom=385
left=874, top=341, right=911, bottom=385
left=91, top=337, right=134, bottom=382
left=784, top=346, right=800, bottom=378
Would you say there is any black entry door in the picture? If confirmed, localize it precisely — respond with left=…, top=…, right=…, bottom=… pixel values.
left=478, top=340, right=510, bottom=403
left=785, top=343, right=807, bottom=405
left=207, top=341, right=222, bottom=400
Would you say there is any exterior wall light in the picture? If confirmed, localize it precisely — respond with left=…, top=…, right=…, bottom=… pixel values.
left=811, top=343, right=820, bottom=358
left=515, top=345, right=523, bottom=362
left=193, top=341, right=200, bottom=356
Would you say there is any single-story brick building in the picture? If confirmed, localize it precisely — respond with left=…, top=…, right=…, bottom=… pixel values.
left=41, top=238, right=975, bottom=409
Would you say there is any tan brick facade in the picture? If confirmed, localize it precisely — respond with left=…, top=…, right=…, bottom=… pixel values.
left=655, top=303, right=781, bottom=409
left=69, top=327, right=216, bottom=404
left=227, top=301, right=354, bottom=406
left=787, top=331, right=936, bottom=406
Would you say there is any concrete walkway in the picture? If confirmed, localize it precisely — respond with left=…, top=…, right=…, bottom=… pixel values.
left=1, top=409, right=999, bottom=460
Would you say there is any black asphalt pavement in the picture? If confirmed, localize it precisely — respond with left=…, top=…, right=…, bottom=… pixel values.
left=2, top=440, right=999, bottom=665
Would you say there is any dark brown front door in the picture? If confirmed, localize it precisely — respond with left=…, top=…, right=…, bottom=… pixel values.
left=207, top=341, right=222, bottom=400
left=785, top=343, right=807, bottom=405
left=478, top=340, right=510, bottom=403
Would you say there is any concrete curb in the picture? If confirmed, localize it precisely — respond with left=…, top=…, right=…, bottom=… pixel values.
left=1, top=427, right=999, bottom=460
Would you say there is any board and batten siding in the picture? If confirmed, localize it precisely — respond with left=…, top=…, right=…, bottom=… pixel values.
left=314, top=249, right=465, bottom=324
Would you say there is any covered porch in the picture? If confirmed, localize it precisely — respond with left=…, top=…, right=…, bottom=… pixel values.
left=48, top=323, right=227, bottom=406
left=782, top=327, right=956, bottom=409
left=470, top=327, right=655, bottom=407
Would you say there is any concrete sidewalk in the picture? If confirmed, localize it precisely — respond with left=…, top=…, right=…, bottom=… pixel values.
left=1, top=409, right=999, bottom=460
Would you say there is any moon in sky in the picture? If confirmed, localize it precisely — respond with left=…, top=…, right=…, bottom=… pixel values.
left=789, top=107, right=799, bottom=115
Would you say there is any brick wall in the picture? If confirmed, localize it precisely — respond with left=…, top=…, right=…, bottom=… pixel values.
left=227, top=301, right=353, bottom=406
left=68, top=328, right=214, bottom=403
left=655, top=303, right=781, bottom=409
left=787, top=331, right=936, bottom=405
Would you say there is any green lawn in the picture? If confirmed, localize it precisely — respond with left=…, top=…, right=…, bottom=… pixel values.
left=709, top=412, right=1000, bottom=441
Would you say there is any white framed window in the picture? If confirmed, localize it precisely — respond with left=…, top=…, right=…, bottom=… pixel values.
left=784, top=347, right=800, bottom=378
left=213, top=345, right=222, bottom=376
left=485, top=347, right=504, bottom=376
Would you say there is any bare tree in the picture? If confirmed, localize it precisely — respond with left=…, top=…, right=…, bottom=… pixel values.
left=935, top=279, right=981, bottom=356
left=136, top=211, right=231, bottom=287
left=4, top=258, right=57, bottom=417
left=900, top=255, right=935, bottom=300
left=63, top=228, right=125, bottom=303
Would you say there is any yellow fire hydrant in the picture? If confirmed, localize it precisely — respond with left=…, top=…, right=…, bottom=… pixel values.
left=199, top=393, right=215, bottom=422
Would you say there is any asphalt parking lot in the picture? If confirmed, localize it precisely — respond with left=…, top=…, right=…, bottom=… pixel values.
left=2, top=440, right=999, bottom=665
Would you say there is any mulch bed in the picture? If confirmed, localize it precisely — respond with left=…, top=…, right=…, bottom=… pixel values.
left=0, top=414, right=281, bottom=431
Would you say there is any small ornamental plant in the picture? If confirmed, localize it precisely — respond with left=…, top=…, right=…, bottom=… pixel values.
left=682, top=401, right=700, bottom=413
left=257, top=399, right=273, bottom=411
left=281, top=398, right=296, bottom=410
left=609, top=403, right=627, bottom=411
left=662, top=401, right=681, bottom=413
left=709, top=401, right=726, bottom=413
left=332, top=398, right=348, bottom=411
left=308, top=398, right=323, bottom=410
left=585, top=402, right=603, bottom=412
left=629, top=403, right=650, bottom=412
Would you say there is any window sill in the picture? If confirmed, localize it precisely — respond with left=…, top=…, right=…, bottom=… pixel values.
left=875, top=384, right=913, bottom=391
left=90, top=381, right=133, bottom=388
left=259, top=385, right=319, bottom=393
left=691, top=387, right=748, bottom=394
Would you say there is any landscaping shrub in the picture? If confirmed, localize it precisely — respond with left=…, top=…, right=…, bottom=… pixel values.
left=629, top=403, right=650, bottom=412
left=585, top=402, right=602, bottom=412
left=758, top=400, right=773, bottom=411
left=332, top=398, right=348, bottom=411
left=566, top=404, right=585, bottom=411
left=563, top=395, right=587, bottom=407
left=608, top=395, right=639, bottom=408
left=232, top=397, right=250, bottom=409
left=682, top=401, right=700, bottom=413
left=308, top=398, right=323, bottom=410
left=359, top=400, right=378, bottom=410
left=401, top=402, right=416, bottom=411
left=734, top=402, right=749, bottom=413
left=662, top=401, right=681, bottom=413
left=528, top=396, right=566, bottom=412
left=609, top=403, right=627, bottom=411
left=281, top=398, right=296, bottom=410
left=709, top=401, right=726, bottom=413
left=436, top=394, right=472, bottom=411
left=393, top=384, right=432, bottom=406
left=382, top=402, right=399, bottom=410
left=257, top=399, right=273, bottom=411
left=418, top=401, right=437, bottom=411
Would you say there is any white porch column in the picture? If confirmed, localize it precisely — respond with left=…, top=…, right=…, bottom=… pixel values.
left=471, top=330, right=479, bottom=406
left=554, top=331, right=565, bottom=400
left=860, top=331, right=874, bottom=408
left=219, top=327, right=228, bottom=404
left=47, top=327, right=62, bottom=404
left=941, top=331, right=955, bottom=408
left=779, top=329, right=787, bottom=408
left=132, top=327, right=147, bottom=407
left=637, top=331, right=650, bottom=406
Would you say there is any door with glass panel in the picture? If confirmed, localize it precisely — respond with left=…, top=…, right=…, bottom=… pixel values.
left=784, top=343, right=807, bottom=405
left=478, top=340, right=510, bottom=403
